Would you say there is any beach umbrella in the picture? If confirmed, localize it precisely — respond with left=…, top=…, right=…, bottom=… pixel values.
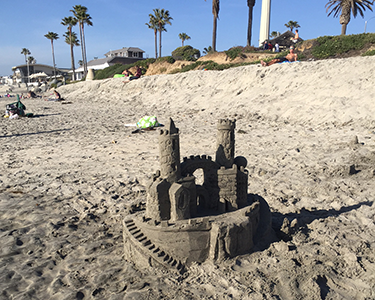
left=29, top=72, right=48, bottom=79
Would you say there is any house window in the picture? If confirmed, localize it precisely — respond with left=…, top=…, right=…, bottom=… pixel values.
left=133, top=52, right=138, bottom=58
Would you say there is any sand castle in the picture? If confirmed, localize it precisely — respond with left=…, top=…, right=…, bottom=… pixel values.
left=123, top=118, right=272, bottom=272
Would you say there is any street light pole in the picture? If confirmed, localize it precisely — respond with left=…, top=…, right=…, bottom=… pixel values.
left=364, top=16, right=375, bottom=33
left=26, top=53, right=30, bottom=92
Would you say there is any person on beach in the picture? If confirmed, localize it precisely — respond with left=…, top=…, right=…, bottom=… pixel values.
left=45, top=89, right=64, bottom=101
left=27, top=91, right=38, bottom=98
left=123, top=66, right=142, bottom=83
left=130, top=66, right=142, bottom=80
left=275, top=42, right=280, bottom=53
left=261, top=46, right=298, bottom=67
left=292, top=29, right=299, bottom=43
left=122, top=69, right=133, bottom=77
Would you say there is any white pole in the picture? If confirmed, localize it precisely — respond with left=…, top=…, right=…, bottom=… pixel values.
left=26, top=58, right=30, bottom=91
left=259, top=0, right=272, bottom=47
left=365, top=17, right=375, bottom=33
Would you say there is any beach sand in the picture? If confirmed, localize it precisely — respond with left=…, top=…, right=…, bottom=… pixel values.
left=1, top=56, right=375, bottom=299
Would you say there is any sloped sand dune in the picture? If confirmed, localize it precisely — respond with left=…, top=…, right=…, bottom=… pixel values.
left=1, top=56, right=374, bottom=299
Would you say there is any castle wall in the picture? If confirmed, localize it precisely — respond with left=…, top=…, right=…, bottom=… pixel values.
left=146, top=178, right=171, bottom=221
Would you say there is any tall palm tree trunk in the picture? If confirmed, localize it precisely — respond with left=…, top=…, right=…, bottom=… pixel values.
left=212, top=17, right=217, bottom=52
left=341, top=23, right=348, bottom=35
left=159, top=28, right=162, bottom=58
left=340, top=10, right=350, bottom=35
left=247, top=10, right=253, bottom=46
left=81, top=24, right=88, bottom=77
left=212, top=0, right=219, bottom=52
left=50, top=41, right=56, bottom=79
left=154, top=30, right=158, bottom=58
left=82, top=24, right=88, bottom=76
left=247, top=0, right=255, bottom=46
left=78, top=23, right=86, bottom=77
left=70, top=43, right=76, bottom=81
left=68, top=28, right=76, bottom=81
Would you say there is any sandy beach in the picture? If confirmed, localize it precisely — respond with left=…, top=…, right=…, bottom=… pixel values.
left=1, top=56, right=375, bottom=299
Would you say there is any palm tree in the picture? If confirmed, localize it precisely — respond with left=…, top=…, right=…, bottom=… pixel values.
left=28, top=56, right=36, bottom=64
left=78, top=60, right=83, bottom=67
left=326, top=0, right=374, bottom=35
left=205, top=0, right=220, bottom=51
left=270, top=31, right=278, bottom=38
left=62, top=16, right=78, bottom=80
left=247, top=0, right=256, bottom=46
left=44, top=32, right=59, bottom=79
left=21, top=48, right=31, bottom=84
left=178, top=33, right=191, bottom=46
left=151, top=8, right=173, bottom=58
left=284, top=20, right=300, bottom=32
left=203, top=46, right=213, bottom=54
left=146, top=15, right=159, bottom=58
left=64, top=31, right=80, bottom=81
left=71, top=5, right=93, bottom=77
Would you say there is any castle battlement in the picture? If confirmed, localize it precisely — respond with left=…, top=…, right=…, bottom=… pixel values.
left=217, top=118, right=236, bottom=130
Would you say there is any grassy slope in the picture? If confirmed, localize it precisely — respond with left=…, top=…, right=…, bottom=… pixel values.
left=94, top=33, right=375, bottom=79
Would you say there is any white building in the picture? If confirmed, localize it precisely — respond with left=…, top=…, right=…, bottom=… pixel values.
left=11, top=64, right=70, bottom=85
left=0, top=76, right=13, bottom=85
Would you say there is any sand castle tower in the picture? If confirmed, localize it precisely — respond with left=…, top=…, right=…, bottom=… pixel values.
left=215, top=119, right=248, bottom=212
left=216, top=119, right=235, bottom=168
left=146, top=118, right=196, bottom=222
left=158, top=118, right=181, bottom=183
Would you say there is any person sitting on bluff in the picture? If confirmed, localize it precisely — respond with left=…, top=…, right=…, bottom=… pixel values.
left=260, top=46, right=298, bottom=67
left=292, top=29, right=299, bottom=43
left=123, top=66, right=142, bottom=83
left=122, top=69, right=133, bottom=78
left=130, top=66, right=142, bottom=80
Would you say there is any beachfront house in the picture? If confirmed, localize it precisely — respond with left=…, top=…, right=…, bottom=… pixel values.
left=11, top=63, right=70, bottom=85
left=73, top=47, right=145, bottom=80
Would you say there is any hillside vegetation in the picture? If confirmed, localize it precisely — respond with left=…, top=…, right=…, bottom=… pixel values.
left=94, top=33, right=375, bottom=80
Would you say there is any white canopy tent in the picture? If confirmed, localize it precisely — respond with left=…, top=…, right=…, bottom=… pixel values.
left=28, top=72, right=48, bottom=79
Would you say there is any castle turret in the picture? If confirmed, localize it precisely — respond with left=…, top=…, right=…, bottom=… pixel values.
left=215, top=119, right=236, bottom=168
left=159, top=118, right=181, bottom=184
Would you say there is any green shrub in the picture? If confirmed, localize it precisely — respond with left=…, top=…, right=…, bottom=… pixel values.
left=224, top=46, right=259, bottom=60
left=94, top=58, right=156, bottom=80
left=312, top=33, right=375, bottom=59
left=172, top=45, right=201, bottom=61
left=156, top=56, right=175, bottom=64
left=225, top=47, right=244, bottom=60
left=362, top=49, right=375, bottom=56
left=94, top=64, right=125, bottom=79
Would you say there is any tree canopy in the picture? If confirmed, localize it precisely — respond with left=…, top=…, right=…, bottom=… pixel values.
left=326, top=0, right=374, bottom=35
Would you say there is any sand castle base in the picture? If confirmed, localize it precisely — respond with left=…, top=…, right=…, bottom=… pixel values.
left=123, top=196, right=271, bottom=272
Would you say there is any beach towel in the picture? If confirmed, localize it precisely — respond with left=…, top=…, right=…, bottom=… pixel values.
left=136, top=116, right=161, bottom=129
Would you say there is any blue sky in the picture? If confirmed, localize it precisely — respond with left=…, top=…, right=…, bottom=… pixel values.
left=1, top=0, right=374, bottom=76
